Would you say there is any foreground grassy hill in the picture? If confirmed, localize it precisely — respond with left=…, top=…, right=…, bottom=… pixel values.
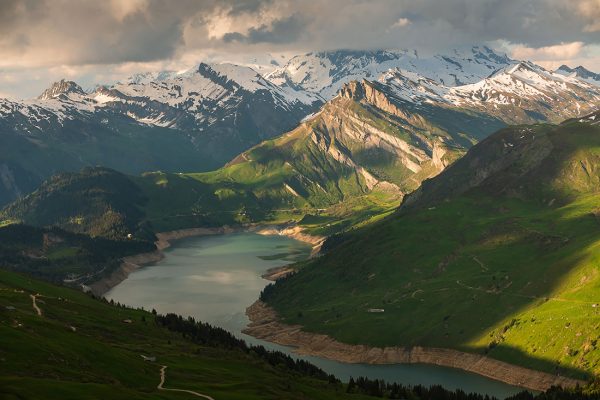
left=4, top=264, right=598, bottom=399
left=262, top=112, right=600, bottom=380
left=0, top=221, right=597, bottom=398
left=0, top=268, right=380, bottom=399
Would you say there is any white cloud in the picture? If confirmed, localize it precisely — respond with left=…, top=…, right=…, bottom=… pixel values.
left=391, top=17, right=411, bottom=28
left=511, top=42, right=585, bottom=61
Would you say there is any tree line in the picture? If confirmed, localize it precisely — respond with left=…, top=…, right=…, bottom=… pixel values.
left=154, top=313, right=337, bottom=382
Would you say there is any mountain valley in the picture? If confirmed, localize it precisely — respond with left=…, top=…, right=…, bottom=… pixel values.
left=1, top=40, right=600, bottom=399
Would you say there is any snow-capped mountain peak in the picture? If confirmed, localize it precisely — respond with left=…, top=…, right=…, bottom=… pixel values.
left=266, top=47, right=514, bottom=99
left=442, top=61, right=600, bottom=122
left=555, top=65, right=600, bottom=86
left=196, top=62, right=274, bottom=93
left=125, top=71, right=178, bottom=85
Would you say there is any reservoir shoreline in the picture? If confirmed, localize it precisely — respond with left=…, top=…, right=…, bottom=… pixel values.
left=243, top=300, right=585, bottom=392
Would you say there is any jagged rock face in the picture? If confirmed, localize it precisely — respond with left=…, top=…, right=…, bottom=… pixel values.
left=340, top=80, right=428, bottom=126
left=213, top=78, right=508, bottom=211
left=305, top=80, right=505, bottom=196
left=38, top=80, right=86, bottom=100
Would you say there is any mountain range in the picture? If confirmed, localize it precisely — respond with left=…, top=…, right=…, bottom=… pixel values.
left=0, top=63, right=318, bottom=205
left=1, top=48, right=599, bottom=236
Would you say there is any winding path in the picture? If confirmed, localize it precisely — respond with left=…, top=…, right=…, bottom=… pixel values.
left=30, top=294, right=42, bottom=316
left=158, top=366, right=215, bottom=399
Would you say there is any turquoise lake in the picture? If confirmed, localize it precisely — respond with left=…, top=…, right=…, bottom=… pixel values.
left=106, top=232, right=525, bottom=399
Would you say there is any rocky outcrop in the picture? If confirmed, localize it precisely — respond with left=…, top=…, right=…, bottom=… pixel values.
left=340, top=80, right=428, bottom=126
left=244, top=301, right=585, bottom=392
left=38, top=79, right=86, bottom=100
left=254, top=225, right=325, bottom=257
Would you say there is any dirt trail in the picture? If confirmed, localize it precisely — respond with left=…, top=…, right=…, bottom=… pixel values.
left=30, top=294, right=42, bottom=316
left=455, top=280, right=592, bottom=304
left=158, top=366, right=215, bottom=399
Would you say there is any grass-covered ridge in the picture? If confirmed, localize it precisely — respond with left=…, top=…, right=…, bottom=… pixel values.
left=0, top=269, right=380, bottom=399
left=4, top=269, right=597, bottom=399
left=261, top=117, right=600, bottom=380
left=1, top=167, right=154, bottom=241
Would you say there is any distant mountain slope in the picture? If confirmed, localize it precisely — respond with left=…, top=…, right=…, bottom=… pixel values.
left=261, top=113, right=600, bottom=380
left=446, top=63, right=600, bottom=123
left=2, top=49, right=598, bottom=210
left=555, top=65, right=600, bottom=86
left=378, top=62, right=600, bottom=124
left=1, top=167, right=152, bottom=240
left=0, top=64, right=319, bottom=206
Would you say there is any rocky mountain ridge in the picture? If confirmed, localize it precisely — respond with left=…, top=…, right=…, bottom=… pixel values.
left=0, top=47, right=598, bottom=208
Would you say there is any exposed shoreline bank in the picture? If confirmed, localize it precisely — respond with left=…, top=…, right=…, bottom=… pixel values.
left=242, top=300, right=585, bottom=392
left=89, top=224, right=324, bottom=296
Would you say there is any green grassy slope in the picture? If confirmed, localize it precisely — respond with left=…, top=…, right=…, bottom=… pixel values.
left=0, top=117, right=211, bottom=207
left=5, top=259, right=595, bottom=400
left=1, top=167, right=154, bottom=241
left=262, top=117, right=600, bottom=379
left=0, top=224, right=154, bottom=285
left=0, top=269, right=379, bottom=400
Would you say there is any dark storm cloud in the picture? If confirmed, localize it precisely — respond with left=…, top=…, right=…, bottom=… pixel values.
left=226, top=0, right=272, bottom=16
left=388, top=0, right=599, bottom=49
left=0, top=0, right=597, bottom=66
left=222, top=14, right=306, bottom=44
left=0, top=0, right=598, bottom=99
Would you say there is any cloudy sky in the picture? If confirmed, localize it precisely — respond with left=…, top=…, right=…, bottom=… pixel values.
left=0, top=0, right=598, bottom=98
